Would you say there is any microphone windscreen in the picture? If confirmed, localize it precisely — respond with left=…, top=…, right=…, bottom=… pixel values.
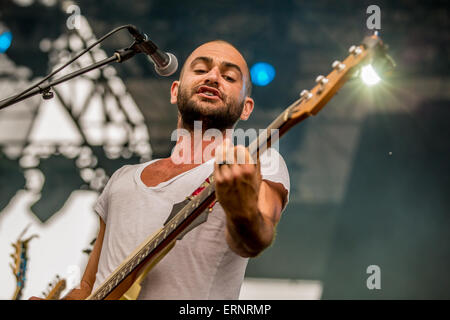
left=153, top=53, right=178, bottom=77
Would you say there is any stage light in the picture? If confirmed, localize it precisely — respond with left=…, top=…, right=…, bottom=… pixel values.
left=0, top=31, right=13, bottom=53
left=361, top=64, right=381, bottom=86
left=250, top=62, right=275, bottom=86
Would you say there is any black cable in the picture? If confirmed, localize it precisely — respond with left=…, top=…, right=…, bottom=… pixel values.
left=1, top=24, right=135, bottom=106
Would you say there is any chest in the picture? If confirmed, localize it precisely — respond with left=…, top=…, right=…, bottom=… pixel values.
left=140, top=159, right=201, bottom=187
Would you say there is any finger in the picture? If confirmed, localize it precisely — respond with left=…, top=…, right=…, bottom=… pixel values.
left=230, top=162, right=242, bottom=178
left=215, top=144, right=224, bottom=164
left=224, top=138, right=235, bottom=164
left=215, top=139, right=234, bottom=164
left=214, top=161, right=223, bottom=183
left=234, top=145, right=251, bottom=165
left=220, top=161, right=233, bottom=182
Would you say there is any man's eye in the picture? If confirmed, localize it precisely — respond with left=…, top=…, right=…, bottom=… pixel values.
left=194, top=69, right=207, bottom=74
left=223, top=75, right=235, bottom=82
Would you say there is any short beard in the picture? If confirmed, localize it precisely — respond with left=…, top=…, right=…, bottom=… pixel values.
left=177, top=85, right=244, bottom=132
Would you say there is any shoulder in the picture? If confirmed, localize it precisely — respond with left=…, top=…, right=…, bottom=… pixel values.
left=103, top=161, right=148, bottom=189
left=109, top=164, right=137, bottom=181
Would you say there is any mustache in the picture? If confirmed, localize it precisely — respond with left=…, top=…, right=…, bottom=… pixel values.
left=191, top=84, right=225, bottom=99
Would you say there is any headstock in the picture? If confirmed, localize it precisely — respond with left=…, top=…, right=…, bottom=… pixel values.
left=42, top=275, right=67, bottom=300
left=10, top=225, right=39, bottom=300
left=283, top=34, right=393, bottom=126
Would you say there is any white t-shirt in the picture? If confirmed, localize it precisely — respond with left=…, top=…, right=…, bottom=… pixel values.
left=92, top=148, right=290, bottom=299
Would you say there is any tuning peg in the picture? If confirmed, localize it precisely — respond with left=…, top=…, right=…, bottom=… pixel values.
left=349, top=45, right=362, bottom=56
left=300, top=90, right=313, bottom=100
left=332, top=60, right=346, bottom=72
left=315, top=75, right=329, bottom=94
left=315, top=75, right=329, bottom=86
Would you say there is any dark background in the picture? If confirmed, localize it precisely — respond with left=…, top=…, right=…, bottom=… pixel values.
left=0, top=0, right=449, bottom=298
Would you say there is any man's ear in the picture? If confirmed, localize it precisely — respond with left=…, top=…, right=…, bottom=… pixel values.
left=240, top=96, right=254, bottom=121
left=170, top=81, right=180, bottom=104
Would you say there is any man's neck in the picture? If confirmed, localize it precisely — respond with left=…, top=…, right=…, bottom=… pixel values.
left=171, top=120, right=232, bottom=165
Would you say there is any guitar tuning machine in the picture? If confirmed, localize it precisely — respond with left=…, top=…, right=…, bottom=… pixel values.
left=332, top=60, right=346, bottom=71
left=348, top=45, right=362, bottom=56
left=300, top=89, right=313, bottom=100
left=315, top=75, right=329, bottom=94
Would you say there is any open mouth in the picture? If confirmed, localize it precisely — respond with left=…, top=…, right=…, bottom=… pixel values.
left=196, top=86, right=222, bottom=100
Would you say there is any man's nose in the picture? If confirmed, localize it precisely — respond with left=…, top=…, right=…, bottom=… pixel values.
left=204, top=67, right=221, bottom=86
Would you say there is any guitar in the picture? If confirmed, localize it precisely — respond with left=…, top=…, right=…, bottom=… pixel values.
left=10, top=225, right=39, bottom=300
left=42, top=275, right=67, bottom=300
left=87, top=33, right=394, bottom=300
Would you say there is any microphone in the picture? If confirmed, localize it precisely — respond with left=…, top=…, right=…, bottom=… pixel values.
left=127, top=25, right=178, bottom=76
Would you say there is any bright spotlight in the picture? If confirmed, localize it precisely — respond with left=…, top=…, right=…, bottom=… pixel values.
left=361, top=64, right=381, bottom=86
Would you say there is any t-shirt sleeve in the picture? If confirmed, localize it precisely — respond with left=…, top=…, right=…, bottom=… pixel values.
left=259, top=147, right=290, bottom=212
left=93, top=167, right=123, bottom=223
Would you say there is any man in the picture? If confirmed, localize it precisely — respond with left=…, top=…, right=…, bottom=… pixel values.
left=35, top=40, right=289, bottom=300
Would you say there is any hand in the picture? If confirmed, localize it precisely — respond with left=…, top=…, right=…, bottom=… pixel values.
left=60, top=288, right=87, bottom=300
left=213, top=139, right=285, bottom=257
left=214, top=139, right=261, bottom=224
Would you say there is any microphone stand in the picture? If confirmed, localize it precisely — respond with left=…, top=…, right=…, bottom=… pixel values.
left=0, top=45, right=139, bottom=111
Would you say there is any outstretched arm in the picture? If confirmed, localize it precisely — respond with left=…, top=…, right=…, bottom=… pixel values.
left=214, top=144, right=287, bottom=258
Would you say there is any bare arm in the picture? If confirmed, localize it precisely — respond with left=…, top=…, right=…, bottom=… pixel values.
left=214, top=144, right=287, bottom=258
left=224, top=179, right=285, bottom=257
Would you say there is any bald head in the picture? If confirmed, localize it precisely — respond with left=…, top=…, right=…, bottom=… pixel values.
left=179, top=40, right=252, bottom=97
